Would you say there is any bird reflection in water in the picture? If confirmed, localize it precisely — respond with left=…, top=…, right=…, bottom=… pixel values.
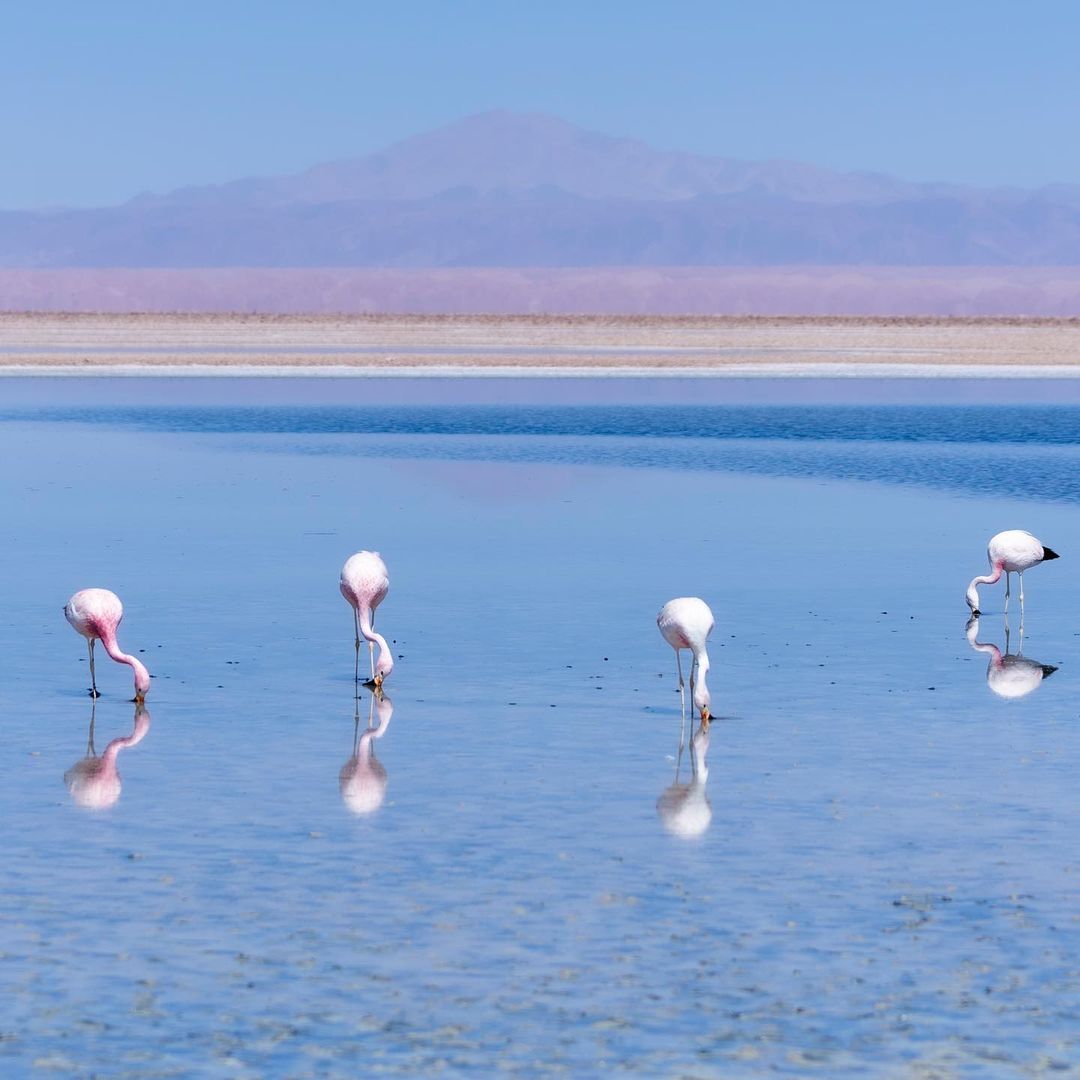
left=966, top=614, right=1057, bottom=700
left=657, top=681, right=712, bottom=839
left=340, top=690, right=393, bottom=816
left=64, top=702, right=151, bottom=810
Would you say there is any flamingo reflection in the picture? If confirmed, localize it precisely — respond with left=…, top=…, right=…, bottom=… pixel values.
left=340, top=690, right=393, bottom=816
left=657, top=717, right=711, bottom=838
left=64, top=702, right=151, bottom=810
left=966, top=615, right=1057, bottom=700
left=656, top=663, right=712, bottom=839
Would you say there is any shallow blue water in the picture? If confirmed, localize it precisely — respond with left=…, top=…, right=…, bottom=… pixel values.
left=2, top=380, right=1080, bottom=1075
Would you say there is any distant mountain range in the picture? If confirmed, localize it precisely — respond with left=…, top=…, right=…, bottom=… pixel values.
left=3, top=111, right=1080, bottom=267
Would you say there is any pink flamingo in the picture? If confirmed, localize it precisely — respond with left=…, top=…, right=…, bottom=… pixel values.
left=657, top=597, right=714, bottom=722
left=64, top=588, right=151, bottom=701
left=965, top=530, right=1059, bottom=616
left=340, top=551, right=394, bottom=687
left=339, top=691, right=394, bottom=816
left=64, top=703, right=152, bottom=810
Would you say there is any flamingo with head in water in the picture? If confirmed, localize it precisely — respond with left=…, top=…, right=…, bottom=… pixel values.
left=965, top=530, right=1059, bottom=616
left=657, top=597, right=714, bottom=723
left=64, top=588, right=150, bottom=701
left=340, top=551, right=393, bottom=687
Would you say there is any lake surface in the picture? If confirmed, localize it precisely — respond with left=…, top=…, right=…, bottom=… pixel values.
left=3, top=377, right=1080, bottom=1076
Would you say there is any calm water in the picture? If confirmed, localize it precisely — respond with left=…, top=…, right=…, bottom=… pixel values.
left=3, top=378, right=1080, bottom=1076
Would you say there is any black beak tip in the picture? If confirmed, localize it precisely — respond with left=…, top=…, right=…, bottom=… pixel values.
left=362, top=678, right=378, bottom=690
left=1042, top=665, right=1059, bottom=678
left=1043, top=547, right=1060, bottom=561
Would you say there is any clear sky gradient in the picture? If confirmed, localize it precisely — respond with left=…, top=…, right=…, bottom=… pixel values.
left=3, top=0, right=1079, bottom=208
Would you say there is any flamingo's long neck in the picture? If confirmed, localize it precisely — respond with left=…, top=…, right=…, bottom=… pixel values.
left=692, top=647, right=711, bottom=717
left=99, top=629, right=151, bottom=698
left=357, top=607, right=392, bottom=675
left=972, top=565, right=1004, bottom=588
left=967, top=562, right=1004, bottom=612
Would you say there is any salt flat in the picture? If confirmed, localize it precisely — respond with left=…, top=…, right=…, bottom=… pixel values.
left=2, top=312, right=1080, bottom=372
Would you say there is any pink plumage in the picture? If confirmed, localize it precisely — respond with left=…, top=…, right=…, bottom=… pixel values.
left=340, top=551, right=394, bottom=686
left=64, top=588, right=151, bottom=700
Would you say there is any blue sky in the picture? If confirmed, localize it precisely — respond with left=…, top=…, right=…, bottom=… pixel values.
left=3, top=0, right=1078, bottom=208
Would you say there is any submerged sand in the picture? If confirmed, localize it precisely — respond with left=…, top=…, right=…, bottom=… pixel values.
left=2, top=312, right=1080, bottom=371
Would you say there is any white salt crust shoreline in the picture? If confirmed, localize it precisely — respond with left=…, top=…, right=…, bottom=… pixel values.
left=5, top=362, right=1080, bottom=379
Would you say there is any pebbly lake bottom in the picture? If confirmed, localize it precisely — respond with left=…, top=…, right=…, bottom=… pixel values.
left=2, top=382, right=1080, bottom=1075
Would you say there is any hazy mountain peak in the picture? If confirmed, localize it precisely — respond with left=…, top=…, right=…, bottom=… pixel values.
left=133, top=110, right=931, bottom=209
left=5, top=112, right=1080, bottom=270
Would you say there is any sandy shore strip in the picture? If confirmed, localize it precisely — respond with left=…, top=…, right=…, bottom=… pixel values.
left=8, top=363, right=1080, bottom=379
left=2, top=312, right=1080, bottom=373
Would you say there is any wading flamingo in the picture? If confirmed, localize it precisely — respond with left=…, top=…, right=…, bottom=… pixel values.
left=965, top=530, right=1059, bottom=616
left=965, top=615, right=1057, bottom=700
left=64, top=588, right=151, bottom=701
left=340, top=551, right=393, bottom=687
left=64, top=702, right=152, bottom=810
left=657, top=597, right=714, bottom=722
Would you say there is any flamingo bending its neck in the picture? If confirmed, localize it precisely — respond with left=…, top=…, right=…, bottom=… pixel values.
left=965, top=530, right=1059, bottom=616
left=64, top=588, right=150, bottom=701
left=657, top=597, right=714, bottom=722
left=340, top=551, right=393, bottom=687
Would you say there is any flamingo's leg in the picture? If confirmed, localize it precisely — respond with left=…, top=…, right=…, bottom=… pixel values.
left=88, top=639, right=99, bottom=698
left=368, top=611, right=377, bottom=681
left=674, top=649, right=687, bottom=763
left=1004, top=572, right=1011, bottom=614
left=1019, top=570, right=1025, bottom=608
left=689, top=655, right=697, bottom=723
left=353, top=609, right=361, bottom=685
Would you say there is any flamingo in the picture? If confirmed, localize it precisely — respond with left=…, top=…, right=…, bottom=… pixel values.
left=339, top=691, right=394, bottom=816
left=965, top=530, right=1059, bottom=616
left=657, top=597, right=714, bottom=722
left=965, top=615, right=1057, bottom=700
left=64, top=703, right=152, bottom=810
left=340, top=551, right=393, bottom=687
left=64, top=588, right=150, bottom=701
